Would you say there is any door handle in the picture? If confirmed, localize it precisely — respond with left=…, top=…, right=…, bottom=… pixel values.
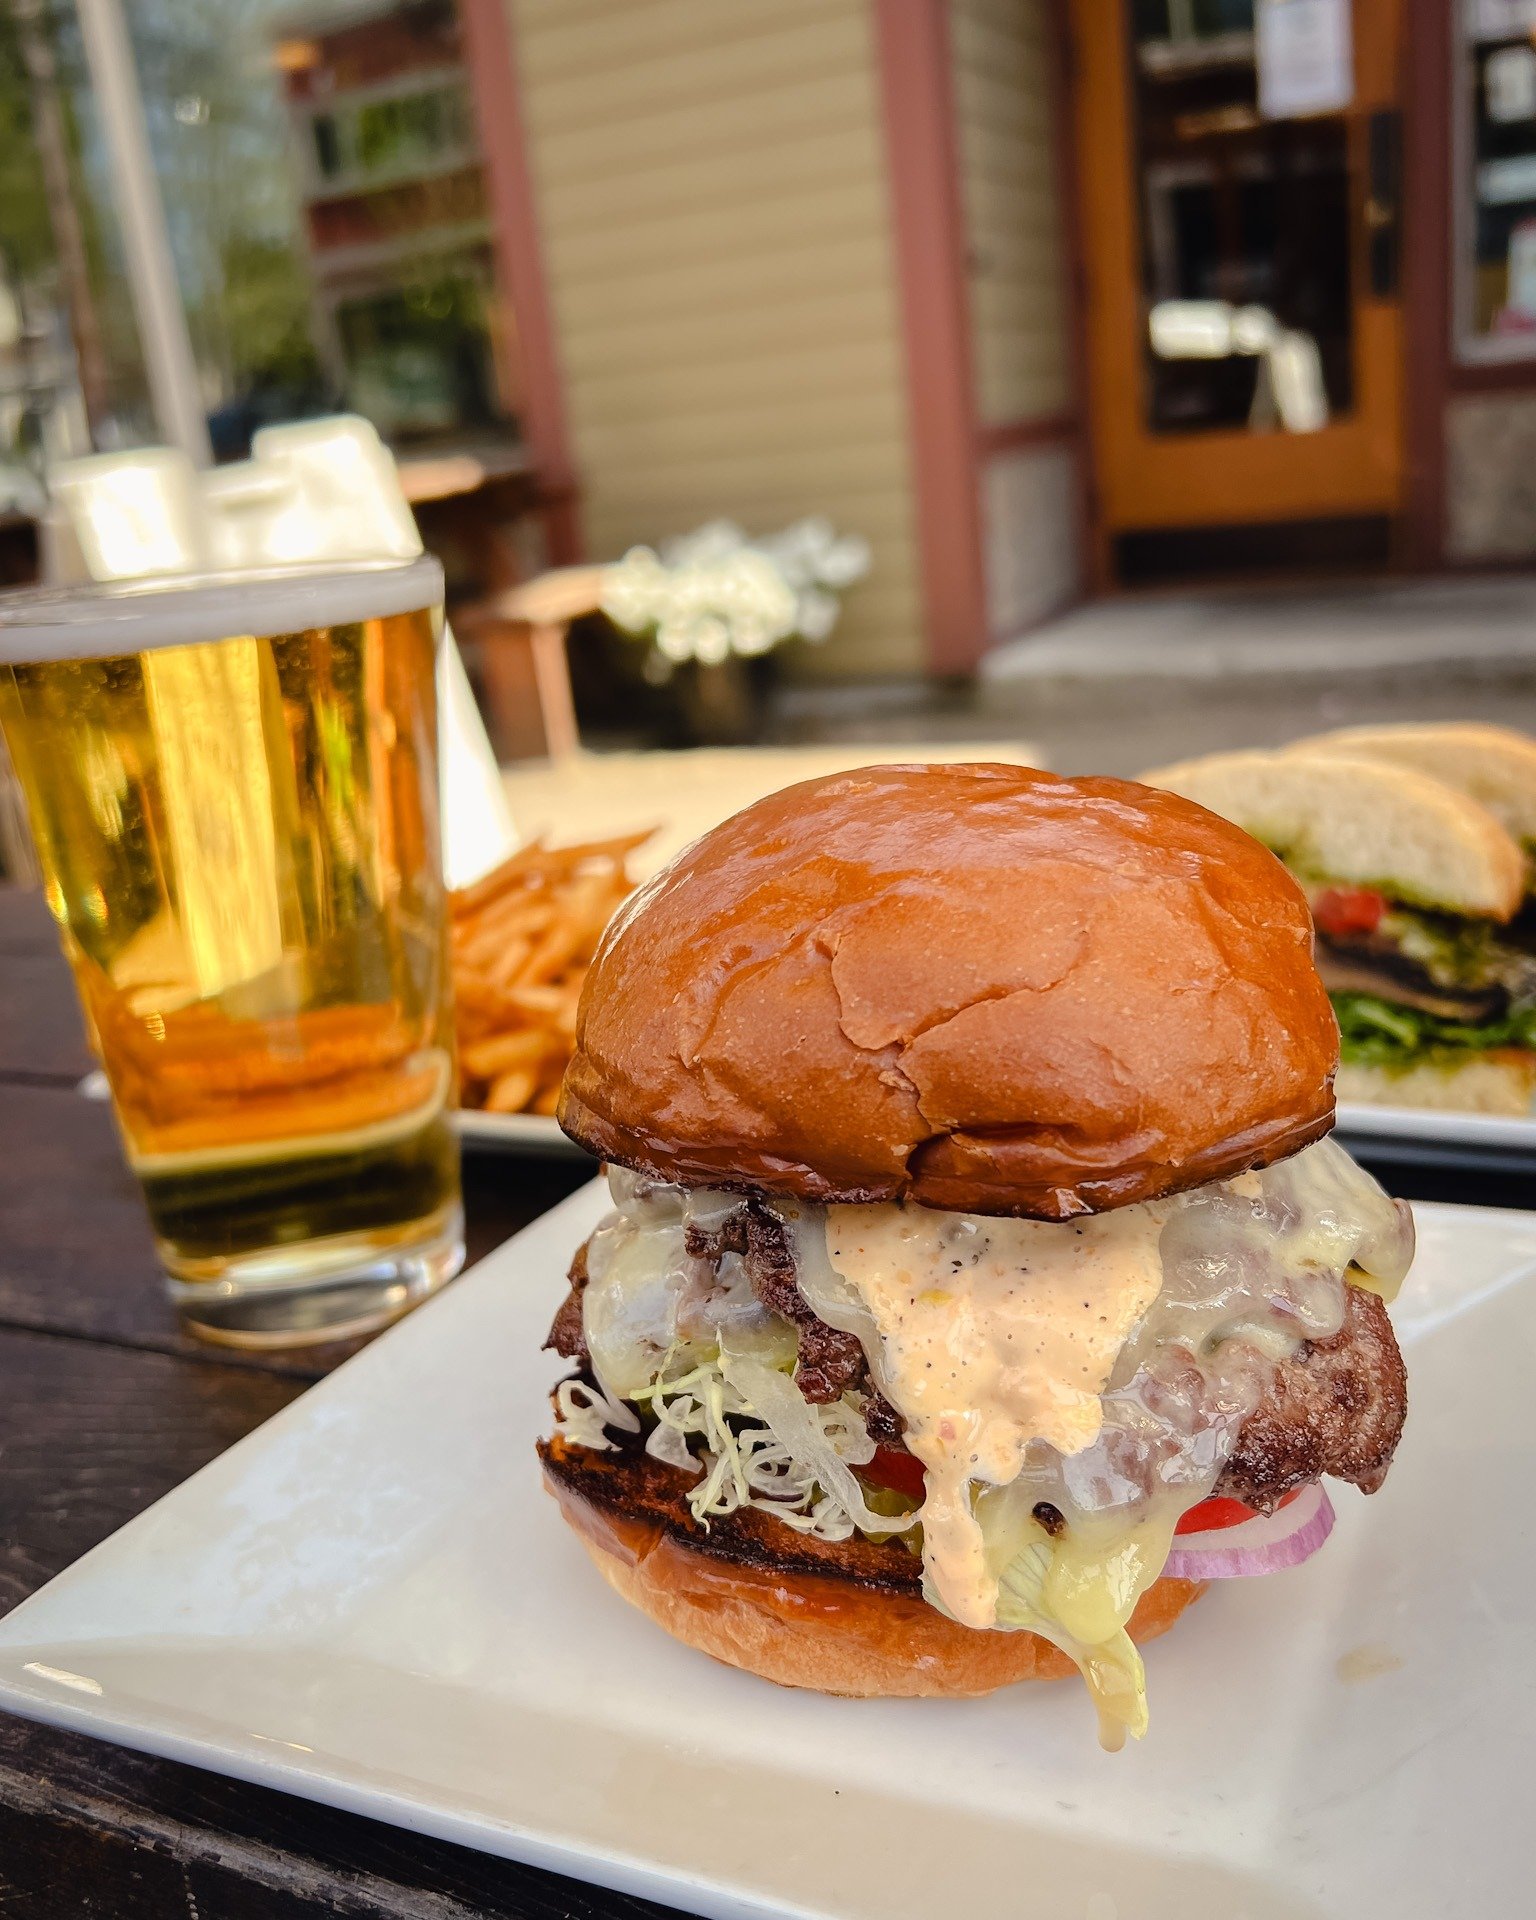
left=1366, top=109, right=1401, bottom=298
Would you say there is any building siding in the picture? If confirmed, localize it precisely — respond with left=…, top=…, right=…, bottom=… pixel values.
left=508, top=0, right=923, bottom=676
left=950, top=0, right=1079, bottom=639
left=950, top=0, right=1072, bottom=428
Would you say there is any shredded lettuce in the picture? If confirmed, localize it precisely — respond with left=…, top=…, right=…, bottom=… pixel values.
left=719, top=1348, right=912, bottom=1537
left=555, top=1347, right=905, bottom=1542
left=1333, top=990, right=1536, bottom=1067
left=553, top=1376, right=640, bottom=1452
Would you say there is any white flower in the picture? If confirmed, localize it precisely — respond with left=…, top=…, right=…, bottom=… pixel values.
left=599, top=516, right=871, bottom=665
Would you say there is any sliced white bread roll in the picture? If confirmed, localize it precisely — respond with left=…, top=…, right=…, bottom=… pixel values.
left=1338, top=1054, right=1536, bottom=1117
left=1141, top=749, right=1524, bottom=919
left=1290, top=723, right=1536, bottom=850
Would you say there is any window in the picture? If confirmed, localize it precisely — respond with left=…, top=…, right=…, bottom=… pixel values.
left=1130, top=0, right=1352, bottom=433
left=1458, top=0, right=1536, bottom=360
left=0, top=0, right=520, bottom=473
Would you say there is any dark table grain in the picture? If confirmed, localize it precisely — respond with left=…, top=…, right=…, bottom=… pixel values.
left=0, top=885, right=680, bottom=1919
left=0, top=882, right=1530, bottom=1918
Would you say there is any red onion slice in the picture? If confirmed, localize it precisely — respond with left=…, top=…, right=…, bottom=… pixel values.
left=1163, top=1483, right=1335, bottom=1580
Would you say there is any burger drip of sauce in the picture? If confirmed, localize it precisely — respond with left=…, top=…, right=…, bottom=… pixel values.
left=774, top=1139, right=1412, bottom=1743
left=569, top=1140, right=1413, bottom=1745
left=816, top=1205, right=1167, bottom=1632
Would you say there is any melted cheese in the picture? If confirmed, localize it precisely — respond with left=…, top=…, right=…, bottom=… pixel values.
left=564, top=1139, right=1415, bottom=1746
left=823, top=1204, right=1167, bottom=1629
left=808, top=1137, right=1414, bottom=1742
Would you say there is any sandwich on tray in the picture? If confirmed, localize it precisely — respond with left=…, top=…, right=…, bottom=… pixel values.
left=539, top=764, right=1414, bottom=1745
left=1145, top=747, right=1536, bottom=1114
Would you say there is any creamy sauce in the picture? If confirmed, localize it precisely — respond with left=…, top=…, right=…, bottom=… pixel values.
left=792, top=1136, right=1412, bottom=1739
left=823, top=1204, right=1167, bottom=1628
left=814, top=1136, right=1413, bottom=1666
left=561, top=1139, right=1415, bottom=1744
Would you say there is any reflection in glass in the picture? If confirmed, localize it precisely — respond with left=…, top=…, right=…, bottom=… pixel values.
left=1461, top=8, right=1536, bottom=354
left=1135, top=1, right=1256, bottom=44
left=1128, top=0, right=1352, bottom=434
left=1, top=0, right=520, bottom=466
left=0, top=1, right=154, bottom=463
left=1147, top=298, right=1328, bottom=432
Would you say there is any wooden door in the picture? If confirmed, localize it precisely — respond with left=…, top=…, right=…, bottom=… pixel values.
left=1070, top=1, right=1406, bottom=556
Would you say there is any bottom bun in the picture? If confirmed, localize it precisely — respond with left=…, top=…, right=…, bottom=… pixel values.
left=542, top=1433, right=1204, bottom=1699
left=1337, top=1051, right=1536, bottom=1117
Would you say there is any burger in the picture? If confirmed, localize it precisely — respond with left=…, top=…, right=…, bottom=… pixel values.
left=1145, top=744, right=1536, bottom=1115
left=539, top=764, right=1414, bottom=1746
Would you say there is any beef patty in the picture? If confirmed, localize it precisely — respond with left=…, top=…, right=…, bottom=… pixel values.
left=686, top=1210, right=867, bottom=1402
left=541, top=1428, right=926, bottom=1597
left=546, top=1209, right=1407, bottom=1516
left=1217, top=1283, right=1405, bottom=1506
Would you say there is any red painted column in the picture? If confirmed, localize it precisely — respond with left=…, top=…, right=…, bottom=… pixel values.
left=1400, top=0, right=1452, bottom=571
left=871, top=0, right=988, bottom=674
left=459, top=0, right=582, bottom=562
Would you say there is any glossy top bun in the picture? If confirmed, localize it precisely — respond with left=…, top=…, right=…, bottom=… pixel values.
left=559, top=763, right=1337, bottom=1217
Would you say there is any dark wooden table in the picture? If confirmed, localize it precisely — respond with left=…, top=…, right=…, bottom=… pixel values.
left=1, top=885, right=1530, bottom=1918
left=0, top=885, right=679, bottom=1919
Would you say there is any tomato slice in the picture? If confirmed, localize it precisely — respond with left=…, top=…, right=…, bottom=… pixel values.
left=861, top=1445, right=927, bottom=1501
left=1175, top=1487, right=1300, bottom=1535
left=858, top=1456, right=1305, bottom=1534
left=1312, top=886, right=1386, bottom=940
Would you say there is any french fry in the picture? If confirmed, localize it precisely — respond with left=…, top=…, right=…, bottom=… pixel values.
left=503, top=983, right=564, bottom=1016
left=451, top=969, right=510, bottom=1022
left=449, top=829, right=653, bottom=1116
left=485, top=936, right=534, bottom=992
left=458, top=902, right=551, bottom=973
left=451, top=829, right=653, bottom=919
left=461, top=1027, right=549, bottom=1081
left=450, top=839, right=548, bottom=918
left=485, top=1066, right=538, bottom=1114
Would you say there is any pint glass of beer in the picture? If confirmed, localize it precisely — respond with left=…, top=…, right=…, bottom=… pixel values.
left=0, top=558, right=463, bottom=1345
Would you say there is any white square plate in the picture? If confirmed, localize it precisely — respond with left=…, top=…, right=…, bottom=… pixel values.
left=453, top=1108, right=591, bottom=1158
left=1335, top=1099, right=1536, bottom=1157
left=1, top=1182, right=1532, bottom=1920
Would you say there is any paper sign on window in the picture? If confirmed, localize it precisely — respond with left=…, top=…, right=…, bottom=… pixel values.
left=1256, top=0, right=1354, bottom=121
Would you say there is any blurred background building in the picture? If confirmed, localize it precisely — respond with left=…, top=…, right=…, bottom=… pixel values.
left=3, top=1, right=1536, bottom=687
left=270, top=2, right=516, bottom=453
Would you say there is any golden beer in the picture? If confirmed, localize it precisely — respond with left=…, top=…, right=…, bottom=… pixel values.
left=0, top=559, right=462, bottom=1344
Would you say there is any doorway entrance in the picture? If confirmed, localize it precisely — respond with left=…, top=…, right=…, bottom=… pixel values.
left=1070, top=1, right=1406, bottom=582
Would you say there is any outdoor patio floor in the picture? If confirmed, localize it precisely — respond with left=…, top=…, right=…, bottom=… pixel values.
left=768, top=575, right=1536, bottom=778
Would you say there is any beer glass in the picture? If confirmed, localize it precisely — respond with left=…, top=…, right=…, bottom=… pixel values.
left=0, top=558, right=463, bottom=1345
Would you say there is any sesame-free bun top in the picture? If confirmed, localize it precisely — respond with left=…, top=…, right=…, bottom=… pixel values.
left=559, top=764, right=1338, bottom=1218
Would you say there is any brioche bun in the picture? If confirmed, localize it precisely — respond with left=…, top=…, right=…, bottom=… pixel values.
left=558, top=763, right=1336, bottom=1219
left=542, top=1434, right=1203, bottom=1698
